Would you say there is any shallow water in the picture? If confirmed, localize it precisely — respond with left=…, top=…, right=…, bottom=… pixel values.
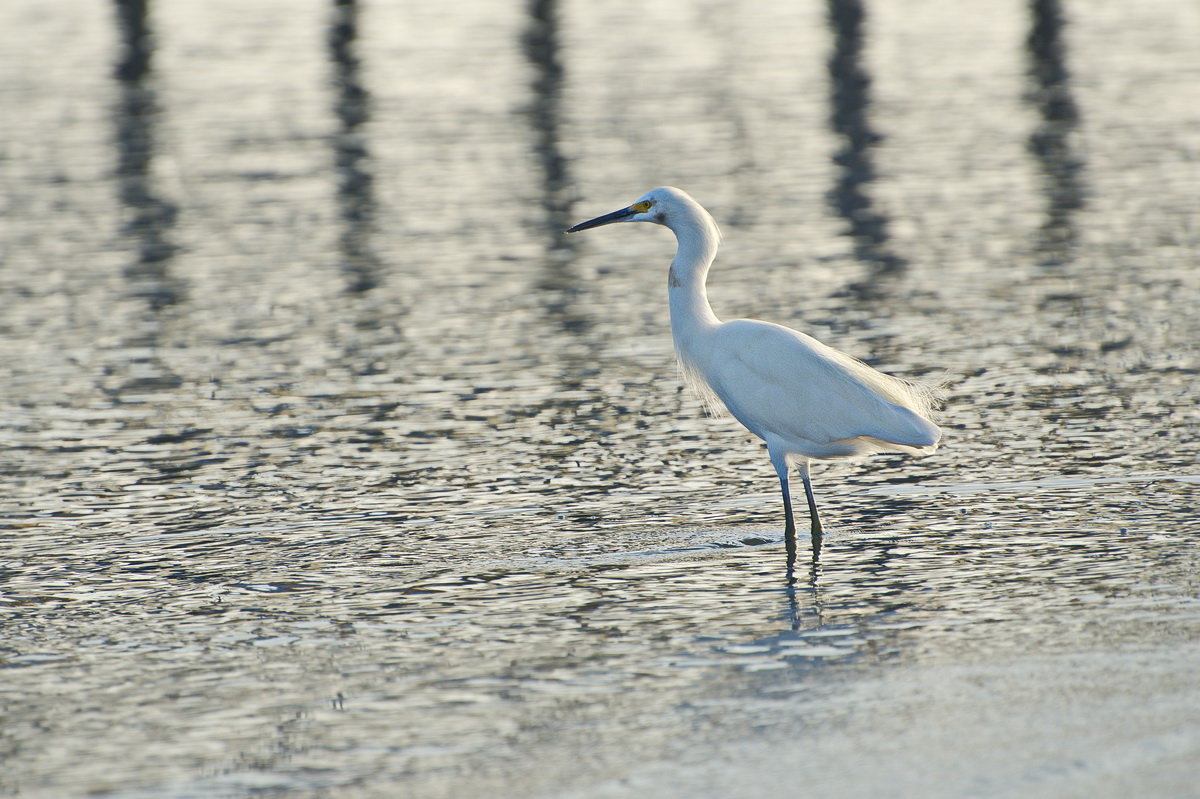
left=2, top=0, right=1199, bottom=797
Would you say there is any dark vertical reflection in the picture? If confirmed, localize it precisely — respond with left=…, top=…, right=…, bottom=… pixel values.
left=330, top=0, right=380, bottom=293
left=114, top=0, right=180, bottom=307
left=825, top=0, right=904, bottom=290
left=524, top=0, right=586, bottom=332
left=1025, top=0, right=1085, bottom=266
left=112, top=0, right=182, bottom=394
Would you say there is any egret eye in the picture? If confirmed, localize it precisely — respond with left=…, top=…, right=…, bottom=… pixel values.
left=631, top=200, right=653, bottom=213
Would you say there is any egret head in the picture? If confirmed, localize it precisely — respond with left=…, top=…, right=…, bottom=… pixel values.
left=565, top=187, right=683, bottom=233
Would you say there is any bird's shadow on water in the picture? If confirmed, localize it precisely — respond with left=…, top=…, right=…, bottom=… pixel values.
left=608, top=519, right=921, bottom=633
left=684, top=523, right=942, bottom=665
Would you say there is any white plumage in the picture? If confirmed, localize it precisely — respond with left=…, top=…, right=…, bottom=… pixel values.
left=568, top=186, right=940, bottom=560
left=695, top=319, right=939, bottom=458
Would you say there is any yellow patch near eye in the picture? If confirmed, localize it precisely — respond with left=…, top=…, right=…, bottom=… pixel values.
left=631, top=201, right=653, bottom=213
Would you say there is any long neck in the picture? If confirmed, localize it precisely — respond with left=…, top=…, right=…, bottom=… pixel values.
left=666, top=207, right=722, bottom=352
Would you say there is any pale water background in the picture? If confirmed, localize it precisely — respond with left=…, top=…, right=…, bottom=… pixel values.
left=2, top=1, right=1199, bottom=797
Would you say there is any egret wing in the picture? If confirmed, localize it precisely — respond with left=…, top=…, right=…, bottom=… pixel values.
left=697, top=319, right=939, bottom=452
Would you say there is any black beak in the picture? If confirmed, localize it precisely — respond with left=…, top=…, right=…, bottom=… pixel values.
left=566, top=206, right=636, bottom=233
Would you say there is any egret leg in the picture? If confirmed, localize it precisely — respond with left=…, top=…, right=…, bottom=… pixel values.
left=770, top=450, right=797, bottom=568
left=799, top=461, right=823, bottom=558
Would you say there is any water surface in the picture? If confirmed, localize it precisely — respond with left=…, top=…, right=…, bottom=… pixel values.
left=2, top=0, right=1199, bottom=796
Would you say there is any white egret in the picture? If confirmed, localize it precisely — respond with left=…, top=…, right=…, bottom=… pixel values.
left=567, top=187, right=940, bottom=559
